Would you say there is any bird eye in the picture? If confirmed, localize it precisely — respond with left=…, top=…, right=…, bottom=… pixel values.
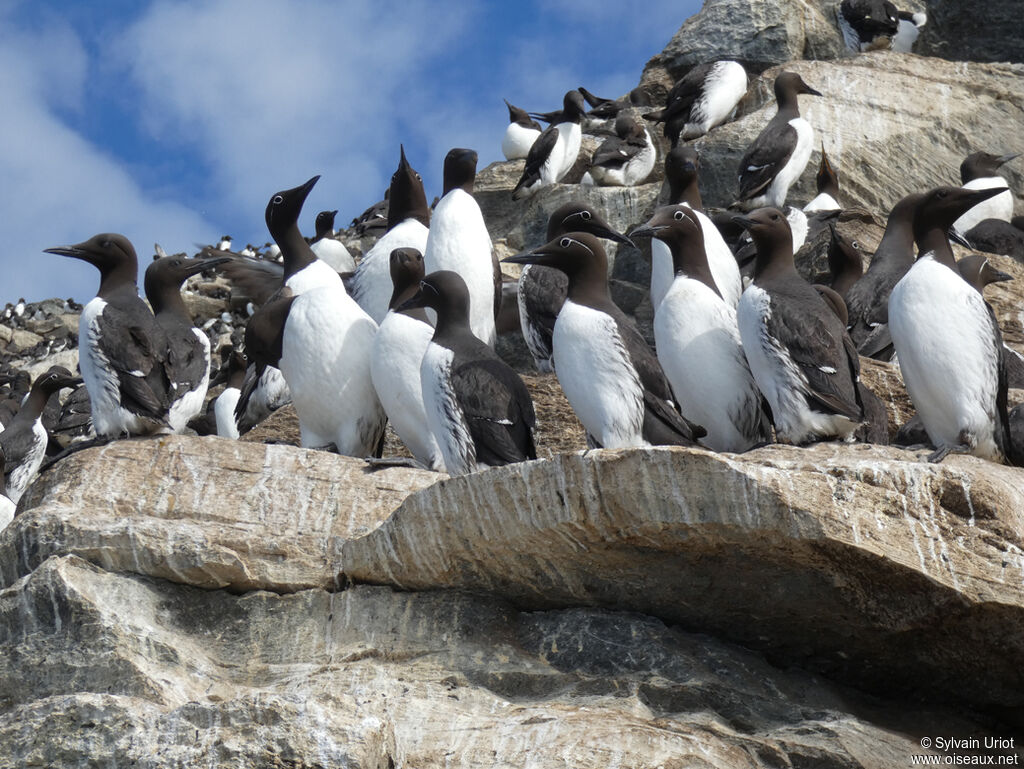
left=851, top=240, right=860, bottom=249
left=559, top=237, right=572, bottom=248
left=673, top=210, right=684, bottom=220
left=937, top=190, right=948, bottom=199
left=101, top=240, right=111, bottom=249
left=771, top=214, right=780, bottom=221
left=580, top=210, right=592, bottom=220
left=415, top=173, right=422, bottom=181
left=272, top=195, right=284, bottom=205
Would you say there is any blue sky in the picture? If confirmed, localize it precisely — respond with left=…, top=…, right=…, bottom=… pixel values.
left=1, top=0, right=701, bottom=303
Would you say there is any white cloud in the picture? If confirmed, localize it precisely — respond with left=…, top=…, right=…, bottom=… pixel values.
left=0, top=9, right=216, bottom=303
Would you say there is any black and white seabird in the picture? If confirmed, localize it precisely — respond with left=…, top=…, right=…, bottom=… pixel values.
left=144, top=254, right=230, bottom=433
left=826, top=224, right=863, bottom=298
left=734, top=208, right=865, bottom=445
left=0, top=367, right=81, bottom=504
left=350, top=146, right=431, bottom=324
left=512, top=90, right=586, bottom=200
left=837, top=0, right=899, bottom=51
left=658, top=145, right=743, bottom=308
left=964, top=216, right=1024, bottom=262
left=803, top=147, right=841, bottom=213
left=424, top=148, right=498, bottom=347
left=576, top=86, right=651, bottom=120
left=505, top=232, right=705, bottom=449
left=736, top=72, right=821, bottom=211
left=214, top=349, right=248, bottom=439
left=643, top=61, right=748, bottom=146
left=892, top=9, right=927, bottom=52
left=0, top=447, right=14, bottom=529
left=45, top=234, right=174, bottom=438
left=843, top=192, right=924, bottom=358
left=502, top=99, right=542, bottom=161
left=632, top=206, right=770, bottom=452
left=310, top=210, right=356, bottom=272
left=888, top=185, right=1012, bottom=463
left=397, top=270, right=535, bottom=475
left=265, top=175, right=343, bottom=295
left=370, top=248, right=445, bottom=471
left=516, top=203, right=634, bottom=373
left=953, top=151, right=1019, bottom=236
left=585, top=115, right=656, bottom=188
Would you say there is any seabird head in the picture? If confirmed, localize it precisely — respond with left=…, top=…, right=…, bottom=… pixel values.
left=913, top=185, right=1006, bottom=240
left=30, top=366, right=83, bottom=401
left=388, top=145, right=430, bottom=230
left=959, top=151, right=1019, bottom=183
left=546, top=202, right=635, bottom=246
left=503, top=231, right=608, bottom=285
left=45, top=233, right=140, bottom=290
left=816, top=146, right=840, bottom=198
left=827, top=224, right=863, bottom=293
left=664, top=145, right=701, bottom=207
left=396, top=270, right=472, bottom=330
left=563, top=89, right=587, bottom=122
left=265, top=175, right=320, bottom=237
left=504, top=98, right=541, bottom=130
left=631, top=205, right=713, bottom=284
left=731, top=208, right=794, bottom=276
left=774, top=71, right=822, bottom=106
left=314, top=210, right=338, bottom=239
left=388, top=247, right=428, bottom=314
left=442, top=148, right=479, bottom=195
left=957, top=254, right=1013, bottom=294
left=144, top=254, right=231, bottom=304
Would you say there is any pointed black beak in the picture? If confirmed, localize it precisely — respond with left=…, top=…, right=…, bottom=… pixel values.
left=56, top=375, right=84, bottom=390
left=502, top=252, right=548, bottom=267
left=996, top=153, right=1020, bottom=166
left=731, top=214, right=759, bottom=230
left=627, top=223, right=663, bottom=240
left=985, top=266, right=1014, bottom=284
left=187, top=255, right=232, bottom=276
left=594, top=224, right=635, bottom=248
left=297, top=175, right=320, bottom=199
left=43, top=244, right=90, bottom=261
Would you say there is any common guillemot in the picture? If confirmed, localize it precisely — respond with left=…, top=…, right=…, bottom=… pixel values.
left=45, top=234, right=174, bottom=438
left=505, top=232, right=705, bottom=449
left=888, top=185, right=1012, bottom=463
left=144, top=254, right=230, bottom=433
left=370, top=248, right=445, bottom=471
left=502, top=99, right=542, bottom=161
left=310, top=209, right=356, bottom=272
left=952, top=151, right=1019, bottom=237
left=643, top=61, right=748, bottom=146
left=632, top=206, right=770, bottom=452
left=586, top=115, right=656, bottom=188
left=512, top=90, right=586, bottom=200
left=734, top=208, right=865, bottom=445
left=398, top=270, right=535, bottom=475
left=803, top=147, right=841, bottom=213
left=736, top=72, right=821, bottom=211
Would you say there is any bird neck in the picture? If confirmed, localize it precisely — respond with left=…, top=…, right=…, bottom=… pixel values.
left=276, top=226, right=317, bottom=279
left=669, top=178, right=702, bottom=209
left=917, top=229, right=957, bottom=269
left=149, top=286, right=191, bottom=325
left=565, top=271, right=611, bottom=307
left=13, top=386, right=49, bottom=427
left=753, top=243, right=796, bottom=282
left=96, top=263, right=139, bottom=301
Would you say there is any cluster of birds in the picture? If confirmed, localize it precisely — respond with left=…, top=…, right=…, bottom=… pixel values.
left=2, top=4, right=1023, bottom=524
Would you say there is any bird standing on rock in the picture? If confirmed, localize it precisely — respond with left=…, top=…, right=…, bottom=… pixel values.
left=506, top=232, right=705, bottom=449
left=144, top=254, right=230, bottom=433
left=889, top=185, right=1014, bottom=463
left=45, top=234, right=173, bottom=439
left=642, top=60, right=748, bottom=146
left=399, top=271, right=535, bottom=475
left=512, top=90, right=586, bottom=199
left=734, top=208, right=865, bottom=445
left=501, top=99, right=542, bottom=161
left=736, top=72, right=821, bottom=211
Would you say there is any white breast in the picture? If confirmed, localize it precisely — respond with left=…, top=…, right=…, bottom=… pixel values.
left=590, top=129, right=657, bottom=188
left=889, top=255, right=1002, bottom=460
left=766, top=117, right=815, bottom=210
left=5, top=419, right=48, bottom=504
left=684, top=61, right=748, bottom=139
left=214, top=386, right=241, bottom=439
left=502, top=123, right=540, bottom=161
left=803, top=192, right=840, bottom=213
left=285, top=259, right=344, bottom=296
left=351, top=218, right=430, bottom=324
left=684, top=204, right=743, bottom=309
left=311, top=237, right=356, bottom=273
left=371, top=312, right=445, bottom=471
left=891, top=17, right=922, bottom=52
left=424, top=189, right=496, bottom=346
left=656, top=277, right=763, bottom=452
left=953, top=177, right=1013, bottom=235
left=280, top=284, right=385, bottom=455
left=0, top=494, right=13, bottom=530
left=649, top=239, right=675, bottom=314
left=421, top=342, right=477, bottom=475
left=553, top=301, right=645, bottom=449
left=542, top=121, right=582, bottom=184
left=167, top=328, right=210, bottom=433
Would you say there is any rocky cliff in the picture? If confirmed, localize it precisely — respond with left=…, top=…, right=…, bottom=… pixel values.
left=2, top=0, right=1024, bottom=766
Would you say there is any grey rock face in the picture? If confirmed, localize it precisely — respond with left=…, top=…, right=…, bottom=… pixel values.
left=917, top=0, right=1024, bottom=64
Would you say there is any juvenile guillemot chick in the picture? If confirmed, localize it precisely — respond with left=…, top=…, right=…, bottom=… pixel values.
left=803, top=147, right=841, bottom=213
left=45, top=234, right=173, bottom=438
left=424, top=148, right=498, bottom=346
left=398, top=271, right=535, bottom=475
left=0, top=367, right=81, bottom=504
left=505, top=233, right=705, bottom=449
left=502, top=99, right=542, bottom=160
left=643, top=61, right=748, bottom=146
left=512, top=90, right=586, bottom=200
left=656, top=145, right=742, bottom=308
left=844, top=192, right=924, bottom=359
left=517, top=203, right=634, bottom=373
left=952, top=151, right=1019, bottom=237
left=888, top=185, right=1012, bottom=463
left=370, top=248, right=445, bottom=471
left=144, top=254, right=230, bottom=433
left=635, top=206, right=770, bottom=452
left=351, top=146, right=431, bottom=324
left=587, top=115, right=656, bottom=188
left=734, top=208, right=865, bottom=445
left=736, top=72, right=821, bottom=211
left=310, top=209, right=356, bottom=272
